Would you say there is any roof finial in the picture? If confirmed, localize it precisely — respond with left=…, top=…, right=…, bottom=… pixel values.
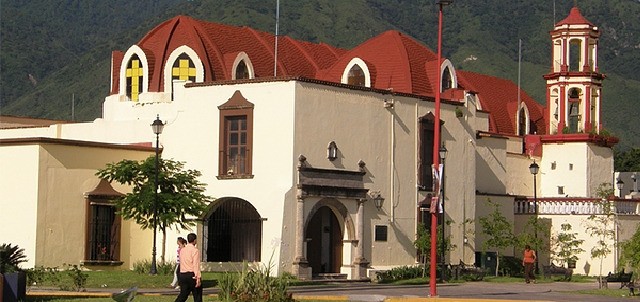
left=574, top=0, right=578, bottom=7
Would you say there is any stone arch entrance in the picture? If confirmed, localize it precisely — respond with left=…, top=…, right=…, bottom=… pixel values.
left=202, top=197, right=262, bottom=262
left=305, top=199, right=354, bottom=276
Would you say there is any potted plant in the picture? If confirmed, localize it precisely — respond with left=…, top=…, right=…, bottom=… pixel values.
left=1, top=243, right=27, bottom=302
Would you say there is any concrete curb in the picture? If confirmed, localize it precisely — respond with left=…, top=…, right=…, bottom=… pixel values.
left=383, top=298, right=549, bottom=302
left=294, top=295, right=350, bottom=301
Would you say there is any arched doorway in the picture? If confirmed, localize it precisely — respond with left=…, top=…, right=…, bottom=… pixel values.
left=306, top=206, right=342, bottom=275
left=202, top=198, right=262, bottom=262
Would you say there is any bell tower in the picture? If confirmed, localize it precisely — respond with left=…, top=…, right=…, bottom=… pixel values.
left=544, top=6, right=604, bottom=135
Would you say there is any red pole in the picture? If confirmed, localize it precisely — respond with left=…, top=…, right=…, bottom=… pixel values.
left=430, top=3, right=444, bottom=297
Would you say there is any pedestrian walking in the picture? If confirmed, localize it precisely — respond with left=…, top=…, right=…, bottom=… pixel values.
left=523, top=244, right=537, bottom=284
left=170, top=237, right=187, bottom=289
left=174, top=233, right=202, bottom=302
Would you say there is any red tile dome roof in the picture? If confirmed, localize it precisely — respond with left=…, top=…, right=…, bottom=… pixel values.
left=118, top=15, right=549, bottom=137
left=556, top=7, right=594, bottom=27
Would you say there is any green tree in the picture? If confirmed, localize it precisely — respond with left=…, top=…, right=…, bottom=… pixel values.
left=516, top=216, right=546, bottom=253
left=478, top=199, right=515, bottom=277
left=620, top=223, right=640, bottom=280
left=585, top=183, right=617, bottom=283
left=551, top=223, right=585, bottom=268
left=615, top=148, right=640, bottom=172
left=414, top=222, right=456, bottom=278
left=97, top=156, right=212, bottom=261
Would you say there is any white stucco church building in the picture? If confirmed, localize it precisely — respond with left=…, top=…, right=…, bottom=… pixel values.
left=1, top=6, right=637, bottom=280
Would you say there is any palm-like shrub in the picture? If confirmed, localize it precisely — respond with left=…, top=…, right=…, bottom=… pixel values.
left=0, top=243, right=27, bottom=273
left=218, top=261, right=294, bottom=302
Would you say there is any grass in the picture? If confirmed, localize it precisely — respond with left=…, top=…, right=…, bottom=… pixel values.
left=30, top=271, right=225, bottom=290
left=572, top=288, right=637, bottom=298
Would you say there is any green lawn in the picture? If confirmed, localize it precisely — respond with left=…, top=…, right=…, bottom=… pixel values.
left=30, top=271, right=225, bottom=290
left=572, top=288, right=637, bottom=298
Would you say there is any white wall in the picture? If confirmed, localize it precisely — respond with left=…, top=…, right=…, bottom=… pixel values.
left=0, top=145, right=40, bottom=268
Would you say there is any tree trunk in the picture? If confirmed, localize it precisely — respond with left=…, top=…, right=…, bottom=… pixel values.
left=161, top=228, right=166, bottom=263
left=495, top=251, right=500, bottom=277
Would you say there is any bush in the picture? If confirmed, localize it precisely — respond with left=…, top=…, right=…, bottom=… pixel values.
left=376, top=265, right=423, bottom=283
left=218, top=262, right=294, bottom=302
left=0, top=243, right=27, bottom=273
left=26, top=264, right=88, bottom=291
left=64, top=264, right=88, bottom=291
left=132, top=259, right=175, bottom=275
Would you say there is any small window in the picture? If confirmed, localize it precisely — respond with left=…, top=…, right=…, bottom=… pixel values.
left=375, top=225, right=388, bottom=242
left=125, top=54, right=144, bottom=101
left=569, top=163, right=573, bottom=171
left=235, top=60, right=250, bottom=80
left=172, top=53, right=196, bottom=82
left=518, top=107, right=527, bottom=136
left=551, top=162, right=557, bottom=170
left=347, top=64, right=365, bottom=86
left=558, top=186, right=565, bottom=195
left=442, top=66, right=452, bottom=91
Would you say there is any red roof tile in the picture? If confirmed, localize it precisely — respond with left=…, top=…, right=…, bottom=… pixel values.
left=117, top=15, right=554, bottom=138
left=457, top=70, right=545, bottom=135
left=317, top=30, right=437, bottom=95
left=556, top=7, right=594, bottom=27
left=133, top=15, right=345, bottom=90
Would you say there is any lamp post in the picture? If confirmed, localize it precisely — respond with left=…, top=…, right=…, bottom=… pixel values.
left=150, top=115, right=165, bottom=275
left=528, top=160, right=539, bottom=274
left=430, top=0, right=452, bottom=296
left=439, top=145, right=448, bottom=282
left=616, top=178, right=624, bottom=198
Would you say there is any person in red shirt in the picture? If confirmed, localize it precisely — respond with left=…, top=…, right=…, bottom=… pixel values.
left=522, top=244, right=537, bottom=284
left=175, top=233, right=202, bottom=302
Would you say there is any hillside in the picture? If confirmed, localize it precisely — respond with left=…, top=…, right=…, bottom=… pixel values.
left=1, top=0, right=638, bottom=149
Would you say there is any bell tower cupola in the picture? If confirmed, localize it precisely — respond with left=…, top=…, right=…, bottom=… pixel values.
left=544, top=6, right=604, bottom=135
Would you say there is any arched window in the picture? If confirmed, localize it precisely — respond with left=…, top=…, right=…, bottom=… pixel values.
left=171, top=53, right=196, bottom=82
left=590, top=88, right=598, bottom=130
left=442, top=67, right=452, bottom=91
left=347, top=64, right=365, bottom=86
left=569, top=39, right=582, bottom=72
left=518, top=107, right=527, bottom=136
left=235, top=61, right=250, bottom=80
left=126, top=54, right=144, bottom=102
left=418, top=113, right=436, bottom=191
left=341, top=58, right=371, bottom=87
left=567, top=88, right=582, bottom=133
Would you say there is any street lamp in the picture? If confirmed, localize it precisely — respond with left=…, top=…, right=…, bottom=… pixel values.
left=528, top=160, right=539, bottom=273
left=372, top=193, right=385, bottom=211
left=439, top=145, right=448, bottom=282
left=430, top=0, right=452, bottom=296
left=150, top=115, right=165, bottom=275
left=616, top=178, right=624, bottom=198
